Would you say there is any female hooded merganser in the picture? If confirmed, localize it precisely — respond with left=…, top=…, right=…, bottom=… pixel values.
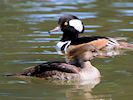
left=10, top=44, right=100, bottom=81
left=49, top=14, right=133, bottom=55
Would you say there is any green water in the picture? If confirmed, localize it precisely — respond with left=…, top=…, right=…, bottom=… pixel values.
left=0, top=0, right=133, bottom=100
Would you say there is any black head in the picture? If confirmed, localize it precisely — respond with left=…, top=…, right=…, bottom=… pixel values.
left=58, top=14, right=78, bottom=25
left=49, top=14, right=84, bottom=37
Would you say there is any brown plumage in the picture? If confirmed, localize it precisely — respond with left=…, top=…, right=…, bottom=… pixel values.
left=10, top=44, right=100, bottom=81
left=65, top=45, right=98, bottom=65
left=68, top=39, right=108, bottom=53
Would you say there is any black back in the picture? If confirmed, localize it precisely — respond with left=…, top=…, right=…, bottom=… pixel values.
left=70, top=36, right=108, bottom=45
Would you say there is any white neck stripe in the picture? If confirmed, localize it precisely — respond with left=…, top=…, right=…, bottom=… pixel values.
left=56, top=41, right=71, bottom=55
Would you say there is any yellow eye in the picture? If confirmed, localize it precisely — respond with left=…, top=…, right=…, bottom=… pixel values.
left=64, top=22, right=68, bottom=26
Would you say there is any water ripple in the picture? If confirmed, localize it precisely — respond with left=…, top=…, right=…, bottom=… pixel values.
left=115, top=70, right=132, bottom=76
left=7, top=51, right=57, bottom=55
left=48, top=0, right=96, bottom=5
left=85, top=25, right=102, bottom=28
left=85, top=30, right=96, bottom=33
left=55, top=5, right=77, bottom=10
left=107, top=19, right=122, bottom=23
left=24, top=14, right=60, bottom=24
left=117, top=10, right=133, bottom=16
left=21, top=6, right=78, bottom=12
left=117, top=29, right=133, bottom=32
left=24, top=12, right=97, bottom=24
left=12, top=60, right=47, bottom=64
left=62, top=12, right=97, bottom=19
left=34, top=37, right=59, bottom=41
left=8, top=80, right=27, bottom=84
left=18, top=37, right=59, bottom=43
left=112, top=2, right=133, bottom=8
left=21, top=7, right=59, bottom=12
left=27, top=32, right=49, bottom=37
left=83, top=4, right=96, bottom=8
left=129, top=22, right=133, bottom=24
left=0, top=92, right=12, bottom=96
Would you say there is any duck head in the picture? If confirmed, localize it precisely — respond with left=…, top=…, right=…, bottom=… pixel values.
left=49, top=14, right=84, bottom=41
left=66, top=44, right=98, bottom=68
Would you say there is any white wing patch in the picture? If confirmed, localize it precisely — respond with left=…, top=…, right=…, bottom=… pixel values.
left=69, top=19, right=83, bottom=32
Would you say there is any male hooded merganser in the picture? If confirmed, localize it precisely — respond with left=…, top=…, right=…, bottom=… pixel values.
left=49, top=14, right=133, bottom=55
left=10, top=44, right=100, bottom=81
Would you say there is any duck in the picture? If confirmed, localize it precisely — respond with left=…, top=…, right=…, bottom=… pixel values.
left=10, top=44, right=100, bottom=81
left=49, top=14, right=133, bottom=55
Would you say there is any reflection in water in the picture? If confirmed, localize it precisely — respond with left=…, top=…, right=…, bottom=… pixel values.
left=66, top=86, right=112, bottom=100
left=64, top=80, right=106, bottom=100
left=7, top=76, right=103, bottom=100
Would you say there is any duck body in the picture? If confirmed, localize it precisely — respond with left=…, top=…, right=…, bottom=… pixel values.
left=12, top=45, right=101, bottom=81
left=17, top=61, right=100, bottom=81
left=56, top=36, right=120, bottom=55
left=19, top=61, right=80, bottom=80
left=50, top=14, right=133, bottom=55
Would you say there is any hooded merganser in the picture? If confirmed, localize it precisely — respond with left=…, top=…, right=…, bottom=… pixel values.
left=11, top=44, right=100, bottom=81
left=49, top=14, right=133, bottom=55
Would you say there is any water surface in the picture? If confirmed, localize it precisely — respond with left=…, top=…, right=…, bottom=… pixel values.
left=0, top=0, right=133, bottom=100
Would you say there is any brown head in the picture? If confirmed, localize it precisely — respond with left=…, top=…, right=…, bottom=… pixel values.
left=65, top=44, right=98, bottom=68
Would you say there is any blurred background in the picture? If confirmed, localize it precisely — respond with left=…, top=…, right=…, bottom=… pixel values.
left=0, top=0, right=133, bottom=100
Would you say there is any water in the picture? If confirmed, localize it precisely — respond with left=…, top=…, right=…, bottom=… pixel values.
left=0, top=0, right=133, bottom=100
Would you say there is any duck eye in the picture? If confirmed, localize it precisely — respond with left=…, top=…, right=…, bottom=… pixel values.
left=64, top=22, right=68, bottom=26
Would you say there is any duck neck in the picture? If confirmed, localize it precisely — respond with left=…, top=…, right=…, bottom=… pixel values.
left=61, top=31, right=79, bottom=41
left=80, top=61, right=93, bottom=69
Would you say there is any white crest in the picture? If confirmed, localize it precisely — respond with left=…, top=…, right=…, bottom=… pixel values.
left=69, top=19, right=83, bottom=32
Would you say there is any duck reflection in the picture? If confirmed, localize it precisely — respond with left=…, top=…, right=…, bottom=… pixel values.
left=65, top=85, right=112, bottom=100
left=41, top=79, right=111, bottom=100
